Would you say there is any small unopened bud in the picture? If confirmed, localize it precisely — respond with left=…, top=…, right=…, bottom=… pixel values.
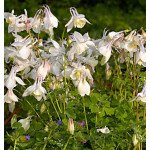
left=132, top=134, right=138, bottom=146
left=141, top=28, right=146, bottom=38
left=82, top=140, right=87, bottom=144
left=67, top=36, right=72, bottom=46
left=40, top=103, right=46, bottom=113
left=130, top=72, right=132, bottom=76
left=68, top=118, right=74, bottom=135
left=105, top=63, right=112, bottom=80
left=39, top=39, right=43, bottom=46
left=11, top=114, right=17, bottom=129
left=49, top=83, right=54, bottom=90
left=80, top=120, right=86, bottom=126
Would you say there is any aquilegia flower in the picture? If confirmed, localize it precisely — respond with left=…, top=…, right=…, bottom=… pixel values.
left=65, top=7, right=91, bottom=32
left=97, top=126, right=110, bottom=134
left=18, top=116, right=32, bottom=131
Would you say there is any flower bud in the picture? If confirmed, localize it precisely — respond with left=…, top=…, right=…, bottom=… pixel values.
left=132, top=134, right=138, bottom=146
left=105, top=63, right=112, bottom=80
left=40, top=103, right=46, bottom=113
left=68, top=118, right=74, bottom=135
left=11, top=114, right=17, bottom=129
left=67, top=36, right=72, bottom=46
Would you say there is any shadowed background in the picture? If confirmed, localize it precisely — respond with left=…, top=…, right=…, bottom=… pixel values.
left=4, top=0, right=146, bottom=45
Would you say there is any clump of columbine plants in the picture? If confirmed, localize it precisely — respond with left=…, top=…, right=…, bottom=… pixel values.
left=4, top=4, right=146, bottom=150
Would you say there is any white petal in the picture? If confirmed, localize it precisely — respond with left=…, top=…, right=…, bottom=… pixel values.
left=18, top=46, right=31, bottom=59
left=65, top=17, right=73, bottom=27
left=78, top=79, right=90, bottom=96
left=51, top=40, right=60, bottom=49
left=67, top=22, right=74, bottom=32
left=23, top=82, right=36, bottom=97
left=15, top=77, right=26, bottom=85
left=9, top=102, right=16, bottom=113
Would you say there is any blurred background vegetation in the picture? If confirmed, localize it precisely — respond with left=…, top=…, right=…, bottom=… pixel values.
left=4, top=0, right=146, bottom=45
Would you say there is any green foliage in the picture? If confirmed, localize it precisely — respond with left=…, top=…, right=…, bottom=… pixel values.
left=4, top=1, right=146, bottom=149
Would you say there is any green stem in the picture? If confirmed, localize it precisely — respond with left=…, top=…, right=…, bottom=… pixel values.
left=43, top=100, right=53, bottom=122
left=49, top=94, right=61, bottom=120
left=61, top=28, right=66, bottom=46
left=63, top=50, right=67, bottom=115
left=143, top=104, right=146, bottom=120
left=14, top=139, right=17, bottom=150
left=54, top=93, right=62, bottom=113
left=42, top=130, right=52, bottom=150
left=82, top=97, right=88, bottom=132
left=25, top=99, right=46, bottom=125
left=63, top=135, right=72, bottom=150
left=136, top=102, right=139, bottom=121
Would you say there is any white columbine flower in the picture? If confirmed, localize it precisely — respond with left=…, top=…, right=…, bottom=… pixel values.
left=78, top=78, right=90, bottom=96
left=4, top=89, right=18, bottom=103
left=136, top=41, right=146, bottom=67
left=4, top=89, right=19, bottom=113
left=97, top=126, right=110, bottom=134
left=70, top=64, right=93, bottom=96
left=98, top=41, right=113, bottom=65
left=4, top=10, right=16, bottom=33
left=68, top=32, right=95, bottom=60
left=120, top=40, right=138, bottom=52
left=31, top=9, right=43, bottom=33
left=43, top=4, right=59, bottom=35
left=131, top=83, right=146, bottom=103
left=65, top=7, right=91, bottom=32
left=23, top=78, right=47, bottom=101
left=37, top=59, right=50, bottom=80
left=5, top=66, right=25, bottom=89
left=18, top=116, right=32, bottom=131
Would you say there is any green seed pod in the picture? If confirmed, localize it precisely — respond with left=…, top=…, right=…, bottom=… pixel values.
left=40, top=103, right=46, bottom=113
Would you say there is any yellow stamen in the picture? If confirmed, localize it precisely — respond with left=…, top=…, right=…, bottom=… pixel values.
left=7, top=18, right=12, bottom=23
left=131, top=42, right=136, bottom=48
left=76, top=71, right=80, bottom=78
left=77, top=21, right=82, bottom=26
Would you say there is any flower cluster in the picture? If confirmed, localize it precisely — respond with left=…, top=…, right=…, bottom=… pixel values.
left=4, top=5, right=146, bottom=141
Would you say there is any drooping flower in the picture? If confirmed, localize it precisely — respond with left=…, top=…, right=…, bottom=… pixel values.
left=5, top=66, right=25, bottom=89
left=98, top=41, right=113, bottom=65
left=65, top=7, right=91, bottom=32
left=23, top=78, right=47, bottom=101
left=97, top=126, right=110, bottom=134
left=136, top=41, right=146, bottom=67
left=37, top=59, right=50, bottom=80
left=31, top=9, right=43, bottom=33
left=18, top=116, right=32, bottom=131
left=4, top=10, right=16, bottom=33
left=4, top=89, right=19, bottom=112
left=78, top=78, right=90, bottom=96
left=68, top=118, right=74, bottom=135
left=4, top=89, right=18, bottom=103
left=43, top=4, right=59, bottom=35
left=131, top=83, right=146, bottom=103
left=70, top=64, right=93, bottom=96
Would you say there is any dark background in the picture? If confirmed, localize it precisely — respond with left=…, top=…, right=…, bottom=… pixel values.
left=4, top=0, right=146, bottom=45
